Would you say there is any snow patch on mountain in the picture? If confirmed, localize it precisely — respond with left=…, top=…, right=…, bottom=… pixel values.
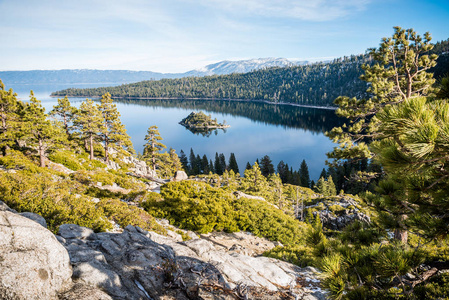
left=186, top=57, right=309, bottom=76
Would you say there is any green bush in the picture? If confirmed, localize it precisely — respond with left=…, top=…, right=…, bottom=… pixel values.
left=142, top=180, right=305, bottom=245
left=82, top=158, right=107, bottom=170
left=264, top=245, right=316, bottom=267
left=48, top=150, right=84, bottom=171
left=0, top=170, right=111, bottom=232
left=0, top=150, right=39, bottom=173
left=147, top=181, right=239, bottom=233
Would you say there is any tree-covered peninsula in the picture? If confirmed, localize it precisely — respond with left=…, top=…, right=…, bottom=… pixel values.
left=52, top=38, right=448, bottom=108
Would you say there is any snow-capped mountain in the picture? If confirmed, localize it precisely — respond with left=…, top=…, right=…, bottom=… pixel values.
left=186, top=58, right=308, bottom=76
left=0, top=58, right=309, bottom=85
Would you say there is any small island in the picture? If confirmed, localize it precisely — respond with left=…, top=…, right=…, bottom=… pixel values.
left=179, top=111, right=230, bottom=130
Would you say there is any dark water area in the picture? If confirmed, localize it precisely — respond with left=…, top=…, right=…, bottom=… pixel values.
left=7, top=83, right=342, bottom=180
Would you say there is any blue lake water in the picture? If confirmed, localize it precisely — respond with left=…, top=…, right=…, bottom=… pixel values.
left=8, top=83, right=340, bottom=180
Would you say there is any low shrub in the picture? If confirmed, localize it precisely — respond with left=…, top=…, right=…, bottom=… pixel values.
left=143, top=180, right=305, bottom=245
left=48, top=150, right=84, bottom=171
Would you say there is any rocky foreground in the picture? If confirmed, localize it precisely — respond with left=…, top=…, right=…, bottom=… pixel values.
left=0, top=201, right=325, bottom=300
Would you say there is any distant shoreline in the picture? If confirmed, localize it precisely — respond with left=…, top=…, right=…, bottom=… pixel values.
left=51, top=94, right=338, bottom=111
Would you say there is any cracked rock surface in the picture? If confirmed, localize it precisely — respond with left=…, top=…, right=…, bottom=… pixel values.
left=0, top=210, right=72, bottom=300
left=0, top=201, right=325, bottom=300
left=59, top=224, right=325, bottom=299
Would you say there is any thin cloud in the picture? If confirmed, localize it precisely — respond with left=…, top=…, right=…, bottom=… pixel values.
left=190, top=0, right=372, bottom=21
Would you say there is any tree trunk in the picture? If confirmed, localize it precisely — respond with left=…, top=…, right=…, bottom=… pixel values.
left=104, top=136, right=109, bottom=164
left=84, top=138, right=89, bottom=151
left=89, top=134, right=94, bottom=160
left=394, top=214, right=408, bottom=243
left=63, top=114, right=69, bottom=136
left=38, top=137, right=45, bottom=167
left=151, top=142, right=156, bottom=172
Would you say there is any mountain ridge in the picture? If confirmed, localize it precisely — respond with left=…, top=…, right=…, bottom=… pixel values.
left=0, top=57, right=307, bottom=85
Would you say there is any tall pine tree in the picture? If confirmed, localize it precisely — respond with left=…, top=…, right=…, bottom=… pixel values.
left=299, top=159, right=310, bottom=188
left=49, top=96, right=77, bottom=136
left=0, top=81, right=21, bottom=155
left=143, top=125, right=166, bottom=172
left=327, top=27, right=438, bottom=243
left=98, top=93, right=133, bottom=163
left=75, top=98, right=104, bottom=160
left=21, top=92, right=65, bottom=167
left=228, top=152, right=239, bottom=175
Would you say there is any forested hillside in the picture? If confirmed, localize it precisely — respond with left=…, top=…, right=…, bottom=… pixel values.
left=53, top=55, right=370, bottom=106
left=53, top=39, right=449, bottom=107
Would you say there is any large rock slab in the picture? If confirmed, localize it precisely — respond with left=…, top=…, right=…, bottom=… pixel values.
left=57, top=224, right=326, bottom=299
left=0, top=211, right=72, bottom=300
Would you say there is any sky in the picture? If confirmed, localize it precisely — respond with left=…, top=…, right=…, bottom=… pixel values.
left=1, top=0, right=449, bottom=73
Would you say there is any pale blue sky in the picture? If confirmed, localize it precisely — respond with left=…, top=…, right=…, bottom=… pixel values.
left=1, top=0, right=448, bottom=72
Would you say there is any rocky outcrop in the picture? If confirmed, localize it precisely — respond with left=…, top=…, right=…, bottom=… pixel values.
left=0, top=209, right=72, bottom=300
left=309, top=195, right=371, bottom=230
left=200, top=231, right=279, bottom=256
left=0, top=200, right=325, bottom=299
left=317, top=210, right=370, bottom=230
left=59, top=224, right=325, bottom=299
left=122, top=155, right=157, bottom=179
left=173, top=170, right=188, bottom=181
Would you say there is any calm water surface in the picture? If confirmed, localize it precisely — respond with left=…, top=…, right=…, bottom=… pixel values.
left=9, top=83, right=341, bottom=180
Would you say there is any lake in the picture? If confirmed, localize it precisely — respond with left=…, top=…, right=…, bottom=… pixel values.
left=8, top=83, right=341, bottom=180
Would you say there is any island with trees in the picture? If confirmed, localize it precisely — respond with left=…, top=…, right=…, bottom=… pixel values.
left=179, top=111, right=230, bottom=130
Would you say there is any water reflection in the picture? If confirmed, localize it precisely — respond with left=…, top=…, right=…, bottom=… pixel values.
left=115, top=98, right=342, bottom=132
left=183, top=126, right=228, bottom=137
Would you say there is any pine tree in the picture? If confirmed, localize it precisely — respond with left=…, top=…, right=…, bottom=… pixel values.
left=277, top=160, right=288, bottom=183
left=208, top=160, right=214, bottom=174
left=245, top=162, right=252, bottom=170
left=327, top=27, right=438, bottom=243
left=299, top=159, right=310, bottom=188
left=0, top=81, right=21, bottom=154
left=169, top=148, right=183, bottom=172
left=98, top=93, right=133, bottom=163
left=179, top=149, right=189, bottom=172
left=315, top=177, right=327, bottom=195
left=319, top=168, right=327, bottom=180
left=242, top=162, right=269, bottom=194
left=189, top=148, right=198, bottom=175
left=327, top=175, right=336, bottom=196
left=327, top=27, right=437, bottom=165
left=49, top=96, right=77, bottom=136
left=269, top=173, right=284, bottom=209
left=214, top=152, right=222, bottom=175
left=21, top=92, right=65, bottom=167
left=260, top=155, right=275, bottom=177
left=75, top=98, right=104, bottom=160
left=228, top=153, right=239, bottom=174
left=372, top=97, right=449, bottom=240
left=219, top=153, right=226, bottom=173
left=196, top=154, right=202, bottom=173
left=201, top=154, right=210, bottom=173
left=143, top=125, right=166, bottom=172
